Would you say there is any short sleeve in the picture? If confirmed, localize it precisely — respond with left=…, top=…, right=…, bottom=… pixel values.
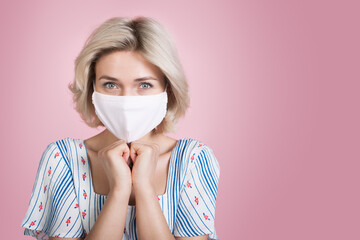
left=21, top=142, right=85, bottom=239
left=174, top=144, right=220, bottom=239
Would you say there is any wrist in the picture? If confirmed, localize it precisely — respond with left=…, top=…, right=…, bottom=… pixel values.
left=109, top=184, right=131, bottom=198
left=133, top=181, right=155, bottom=195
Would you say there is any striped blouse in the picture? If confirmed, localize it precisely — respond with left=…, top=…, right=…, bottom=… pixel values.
left=21, top=137, right=220, bottom=239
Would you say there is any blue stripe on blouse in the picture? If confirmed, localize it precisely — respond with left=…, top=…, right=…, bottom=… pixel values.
left=21, top=137, right=220, bottom=239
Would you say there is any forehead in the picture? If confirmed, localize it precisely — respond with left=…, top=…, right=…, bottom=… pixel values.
left=95, top=50, right=163, bottom=79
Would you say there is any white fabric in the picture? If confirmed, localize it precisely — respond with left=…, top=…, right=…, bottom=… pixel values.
left=21, top=137, right=220, bottom=239
left=92, top=84, right=168, bottom=143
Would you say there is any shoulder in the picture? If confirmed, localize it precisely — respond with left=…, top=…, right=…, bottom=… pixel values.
left=43, top=137, right=82, bottom=155
left=51, top=137, right=86, bottom=164
left=34, top=137, right=89, bottom=193
left=39, top=136, right=88, bottom=174
left=177, top=138, right=220, bottom=175
left=27, top=139, right=76, bottom=197
left=179, top=137, right=219, bottom=160
left=52, top=137, right=85, bottom=153
left=37, top=137, right=85, bottom=176
left=177, top=137, right=213, bottom=154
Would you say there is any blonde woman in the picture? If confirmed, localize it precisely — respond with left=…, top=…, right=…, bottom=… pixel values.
left=21, top=16, right=220, bottom=240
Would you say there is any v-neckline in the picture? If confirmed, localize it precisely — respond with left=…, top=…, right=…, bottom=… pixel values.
left=81, top=138, right=182, bottom=207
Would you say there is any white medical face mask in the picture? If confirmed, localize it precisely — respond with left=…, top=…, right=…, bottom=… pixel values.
left=91, top=82, right=168, bottom=143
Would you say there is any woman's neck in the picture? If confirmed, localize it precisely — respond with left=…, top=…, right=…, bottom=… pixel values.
left=95, top=129, right=163, bottom=148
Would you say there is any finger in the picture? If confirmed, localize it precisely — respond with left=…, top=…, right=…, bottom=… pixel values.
left=132, top=142, right=153, bottom=164
left=130, top=145, right=137, bottom=163
left=100, top=139, right=126, bottom=153
left=137, top=142, right=160, bottom=160
left=100, top=139, right=130, bottom=160
left=123, top=151, right=130, bottom=163
left=130, top=141, right=152, bottom=153
left=118, top=144, right=130, bottom=163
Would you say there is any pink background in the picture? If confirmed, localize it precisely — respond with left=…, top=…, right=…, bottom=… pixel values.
left=1, top=0, right=359, bottom=239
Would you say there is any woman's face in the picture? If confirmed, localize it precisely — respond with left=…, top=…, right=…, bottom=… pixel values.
left=94, top=50, right=166, bottom=96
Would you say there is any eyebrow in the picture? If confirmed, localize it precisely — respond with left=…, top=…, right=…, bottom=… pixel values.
left=98, top=75, right=158, bottom=82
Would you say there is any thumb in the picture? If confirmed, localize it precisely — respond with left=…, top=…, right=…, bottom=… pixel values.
left=130, top=145, right=138, bottom=163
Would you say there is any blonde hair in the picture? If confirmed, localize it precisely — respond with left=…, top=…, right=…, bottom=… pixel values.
left=68, top=16, right=190, bottom=134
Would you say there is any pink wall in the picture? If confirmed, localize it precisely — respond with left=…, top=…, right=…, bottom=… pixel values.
left=1, top=0, right=359, bottom=239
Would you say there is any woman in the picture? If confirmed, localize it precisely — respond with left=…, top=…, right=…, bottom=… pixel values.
left=21, top=16, right=220, bottom=240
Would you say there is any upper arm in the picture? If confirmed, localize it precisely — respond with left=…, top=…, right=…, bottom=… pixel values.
left=21, top=142, right=85, bottom=239
left=173, top=143, right=220, bottom=239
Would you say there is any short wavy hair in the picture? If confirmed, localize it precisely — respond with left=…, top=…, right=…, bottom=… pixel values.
left=68, top=16, right=189, bottom=134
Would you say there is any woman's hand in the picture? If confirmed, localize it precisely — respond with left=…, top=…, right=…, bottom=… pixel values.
left=128, top=141, right=177, bottom=240
left=129, top=141, right=160, bottom=190
left=97, top=139, right=132, bottom=194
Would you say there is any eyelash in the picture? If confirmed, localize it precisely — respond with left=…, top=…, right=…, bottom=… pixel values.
left=140, top=82, right=153, bottom=88
left=103, top=82, right=153, bottom=89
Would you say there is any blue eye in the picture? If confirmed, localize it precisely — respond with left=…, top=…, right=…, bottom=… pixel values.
left=140, top=82, right=153, bottom=89
left=103, top=82, right=116, bottom=89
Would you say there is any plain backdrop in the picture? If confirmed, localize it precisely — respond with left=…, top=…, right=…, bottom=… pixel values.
left=1, top=0, right=359, bottom=239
